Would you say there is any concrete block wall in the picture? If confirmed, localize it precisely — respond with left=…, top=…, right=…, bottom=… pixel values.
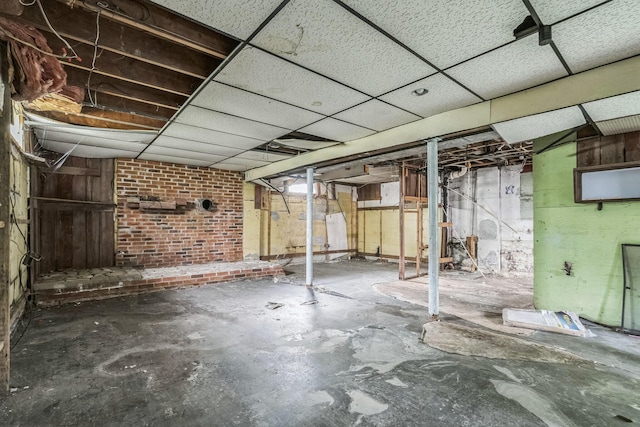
left=116, top=159, right=243, bottom=268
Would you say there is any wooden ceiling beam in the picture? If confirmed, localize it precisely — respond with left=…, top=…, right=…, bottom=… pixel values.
left=80, top=92, right=176, bottom=121
left=33, top=108, right=164, bottom=130
left=55, top=0, right=238, bottom=59
left=46, top=38, right=203, bottom=97
left=63, top=67, right=186, bottom=110
left=2, top=0, right=220, bottom=78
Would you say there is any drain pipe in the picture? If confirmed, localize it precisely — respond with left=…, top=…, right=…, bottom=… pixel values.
left=306, top=166, right=314, bottom=286
left=427, top=138, right=440, bottom=321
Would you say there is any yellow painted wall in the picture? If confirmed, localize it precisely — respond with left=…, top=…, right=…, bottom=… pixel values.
left=242, top=184, right=357, bottom=259
left=358, top=207, right=442, bottom=260
left=242, top=183, right=261, bottom=260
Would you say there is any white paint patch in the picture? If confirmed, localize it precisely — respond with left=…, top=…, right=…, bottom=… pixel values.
left=347, top=390, right=388, bottom=416
left=630, top=404, right=640, bottom=412
left=385, top=377, right=408, bottom=388
left=493, top=365, right=522, bottom=383
left=187, top=332, right=203, bottom=340
left=491, top=380, right=576, bottom=427
left=304, top=390, right=334, bottom=406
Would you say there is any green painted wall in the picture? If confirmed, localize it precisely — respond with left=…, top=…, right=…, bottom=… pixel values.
left=533, top=133, right=640, bottom=326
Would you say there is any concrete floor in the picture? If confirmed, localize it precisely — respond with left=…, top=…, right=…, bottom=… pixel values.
left=3, top=260, right=640, bottom=426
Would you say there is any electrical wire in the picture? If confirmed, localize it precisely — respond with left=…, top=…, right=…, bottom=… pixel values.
left=87, top=10, right=101, bottom=107
left=35, top=0, right=79, bottom=59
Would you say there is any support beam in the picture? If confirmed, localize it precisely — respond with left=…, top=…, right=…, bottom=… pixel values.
left=427, top=138, right=439, bottom=320
left=245, top=55, right=640, bottom=181
left=0, top=42, right=11, bottom=391
left=305, top=167, right=314, bottom=287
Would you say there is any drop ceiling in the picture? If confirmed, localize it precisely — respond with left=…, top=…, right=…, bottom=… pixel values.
left=10, top=0, right=640, bottom=173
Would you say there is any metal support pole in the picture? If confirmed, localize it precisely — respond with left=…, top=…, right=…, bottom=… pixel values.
left=306, top=167, right=314, bottom=286
left=427, top=138, right=439, bottom=319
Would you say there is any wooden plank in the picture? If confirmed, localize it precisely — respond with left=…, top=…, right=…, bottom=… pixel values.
left=0, top=42, right=11, bottom=391
left=599, top=135, right=625, bottom=165
left=625, top=131, right=640, bottom=162
left=41, top=166, right=101, bottom=177
left=86, top=211, right=100, bottom=268
left=56, top=211, right=74, bottom=270
left=576, top=136, right=601, bottom=167
left=72, top=211, right=87, bottom=269
left=31, top=110, right=164, bottom=131
left=76, top=93, right=177, bottom=121
left=64, top=67, right=186, bottom=111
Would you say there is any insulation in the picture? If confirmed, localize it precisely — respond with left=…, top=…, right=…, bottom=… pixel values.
left=0, top=16, right=82, bottom=103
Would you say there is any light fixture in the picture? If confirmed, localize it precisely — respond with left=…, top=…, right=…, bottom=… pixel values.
left=411, top=88, right=429, bottom=97
left=538, top=25, right=552, bottom=46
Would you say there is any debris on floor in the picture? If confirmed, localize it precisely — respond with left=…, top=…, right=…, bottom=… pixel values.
left=503, top=309, right=595, bottom=337
left=265, top=302, right=284, bottom=310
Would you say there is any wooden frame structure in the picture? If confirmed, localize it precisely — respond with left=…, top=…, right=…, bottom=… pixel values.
left=398, top=162, right=452, bottom=280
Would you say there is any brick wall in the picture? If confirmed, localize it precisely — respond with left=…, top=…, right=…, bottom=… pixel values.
left=116, top=159, right=243, bottom=268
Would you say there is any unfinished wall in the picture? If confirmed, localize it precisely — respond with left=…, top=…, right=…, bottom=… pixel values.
left=357, top=182, right=441, bottom=261
left=533, top=133, right=640, bottom=326
left=116, top=159, right=243, bottom=268
left=243, top=183, right=357, bottom=262
left=447, top=166, right=533, bottom=276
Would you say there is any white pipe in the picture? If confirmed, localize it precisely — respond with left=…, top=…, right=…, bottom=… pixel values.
left=427, top=138, right=439, bottom=318
left=306, top=167, right=314, bottom=286
left=449, top=166, right=468, bottom=180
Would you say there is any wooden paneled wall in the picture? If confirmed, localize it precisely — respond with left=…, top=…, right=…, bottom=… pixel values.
left=32, top=157, right=115, bottom=276
left=577, top=131, right=640, bottom=167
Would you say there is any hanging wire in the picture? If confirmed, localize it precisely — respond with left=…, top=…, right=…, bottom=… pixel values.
left=35, top=0, right=79, bottom=59
left=87, top=10, right=101, bottom=107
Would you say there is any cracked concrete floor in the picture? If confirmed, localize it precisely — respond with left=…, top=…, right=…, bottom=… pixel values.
left=3, top=260, right=640, bottom=426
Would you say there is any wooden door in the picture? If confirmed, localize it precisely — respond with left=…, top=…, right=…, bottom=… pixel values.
left=31, top=156, right=115, bottom=275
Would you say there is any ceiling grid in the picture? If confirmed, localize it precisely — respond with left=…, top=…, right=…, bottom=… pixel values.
left=18, top=0, right=640, bottom=173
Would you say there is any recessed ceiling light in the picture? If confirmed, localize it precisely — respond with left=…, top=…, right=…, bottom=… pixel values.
left=411, top=88, right=429, bottom=97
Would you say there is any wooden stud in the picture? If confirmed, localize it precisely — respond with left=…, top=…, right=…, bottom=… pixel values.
left=1, top=42, right=11, bottom=391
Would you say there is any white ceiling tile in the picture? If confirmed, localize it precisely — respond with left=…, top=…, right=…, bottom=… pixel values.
left=252, top=0, right=434, bottom=96
left=298, top=118, right=375, bottom=142
left=342, top=0, right=529, bottom=69
left=153, top=136, right=245, bottom=157
left=192, top=82, right=324, bottom=129
left=138, top=153, right=213, bottom=167
left=596, top=115, right=640, bottom=136
left=380, top=73, right=482, bottom=118
left=143, top=146, right=228, bottom=162
left=235, top=150, right=292, bottom=162
left=492, top=106, right=585, bottom=143
left=333, top=100, right=420, bottom=132
left=583, top=91, right=640, bottom=122
left=447, top=36, right=568, bottom=99
left=162, top=123, right=265, bottom=149
left=149, top=0, right=282, bottom=40
left=553, top=0, right=640, bottom=73
left=529, top=0, right=605, bottom=24
left=215, top=46, right=370, bottom=115
left=38, top=140, right=139, bottom=158
left=176, top=105, right=290, bottom=141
